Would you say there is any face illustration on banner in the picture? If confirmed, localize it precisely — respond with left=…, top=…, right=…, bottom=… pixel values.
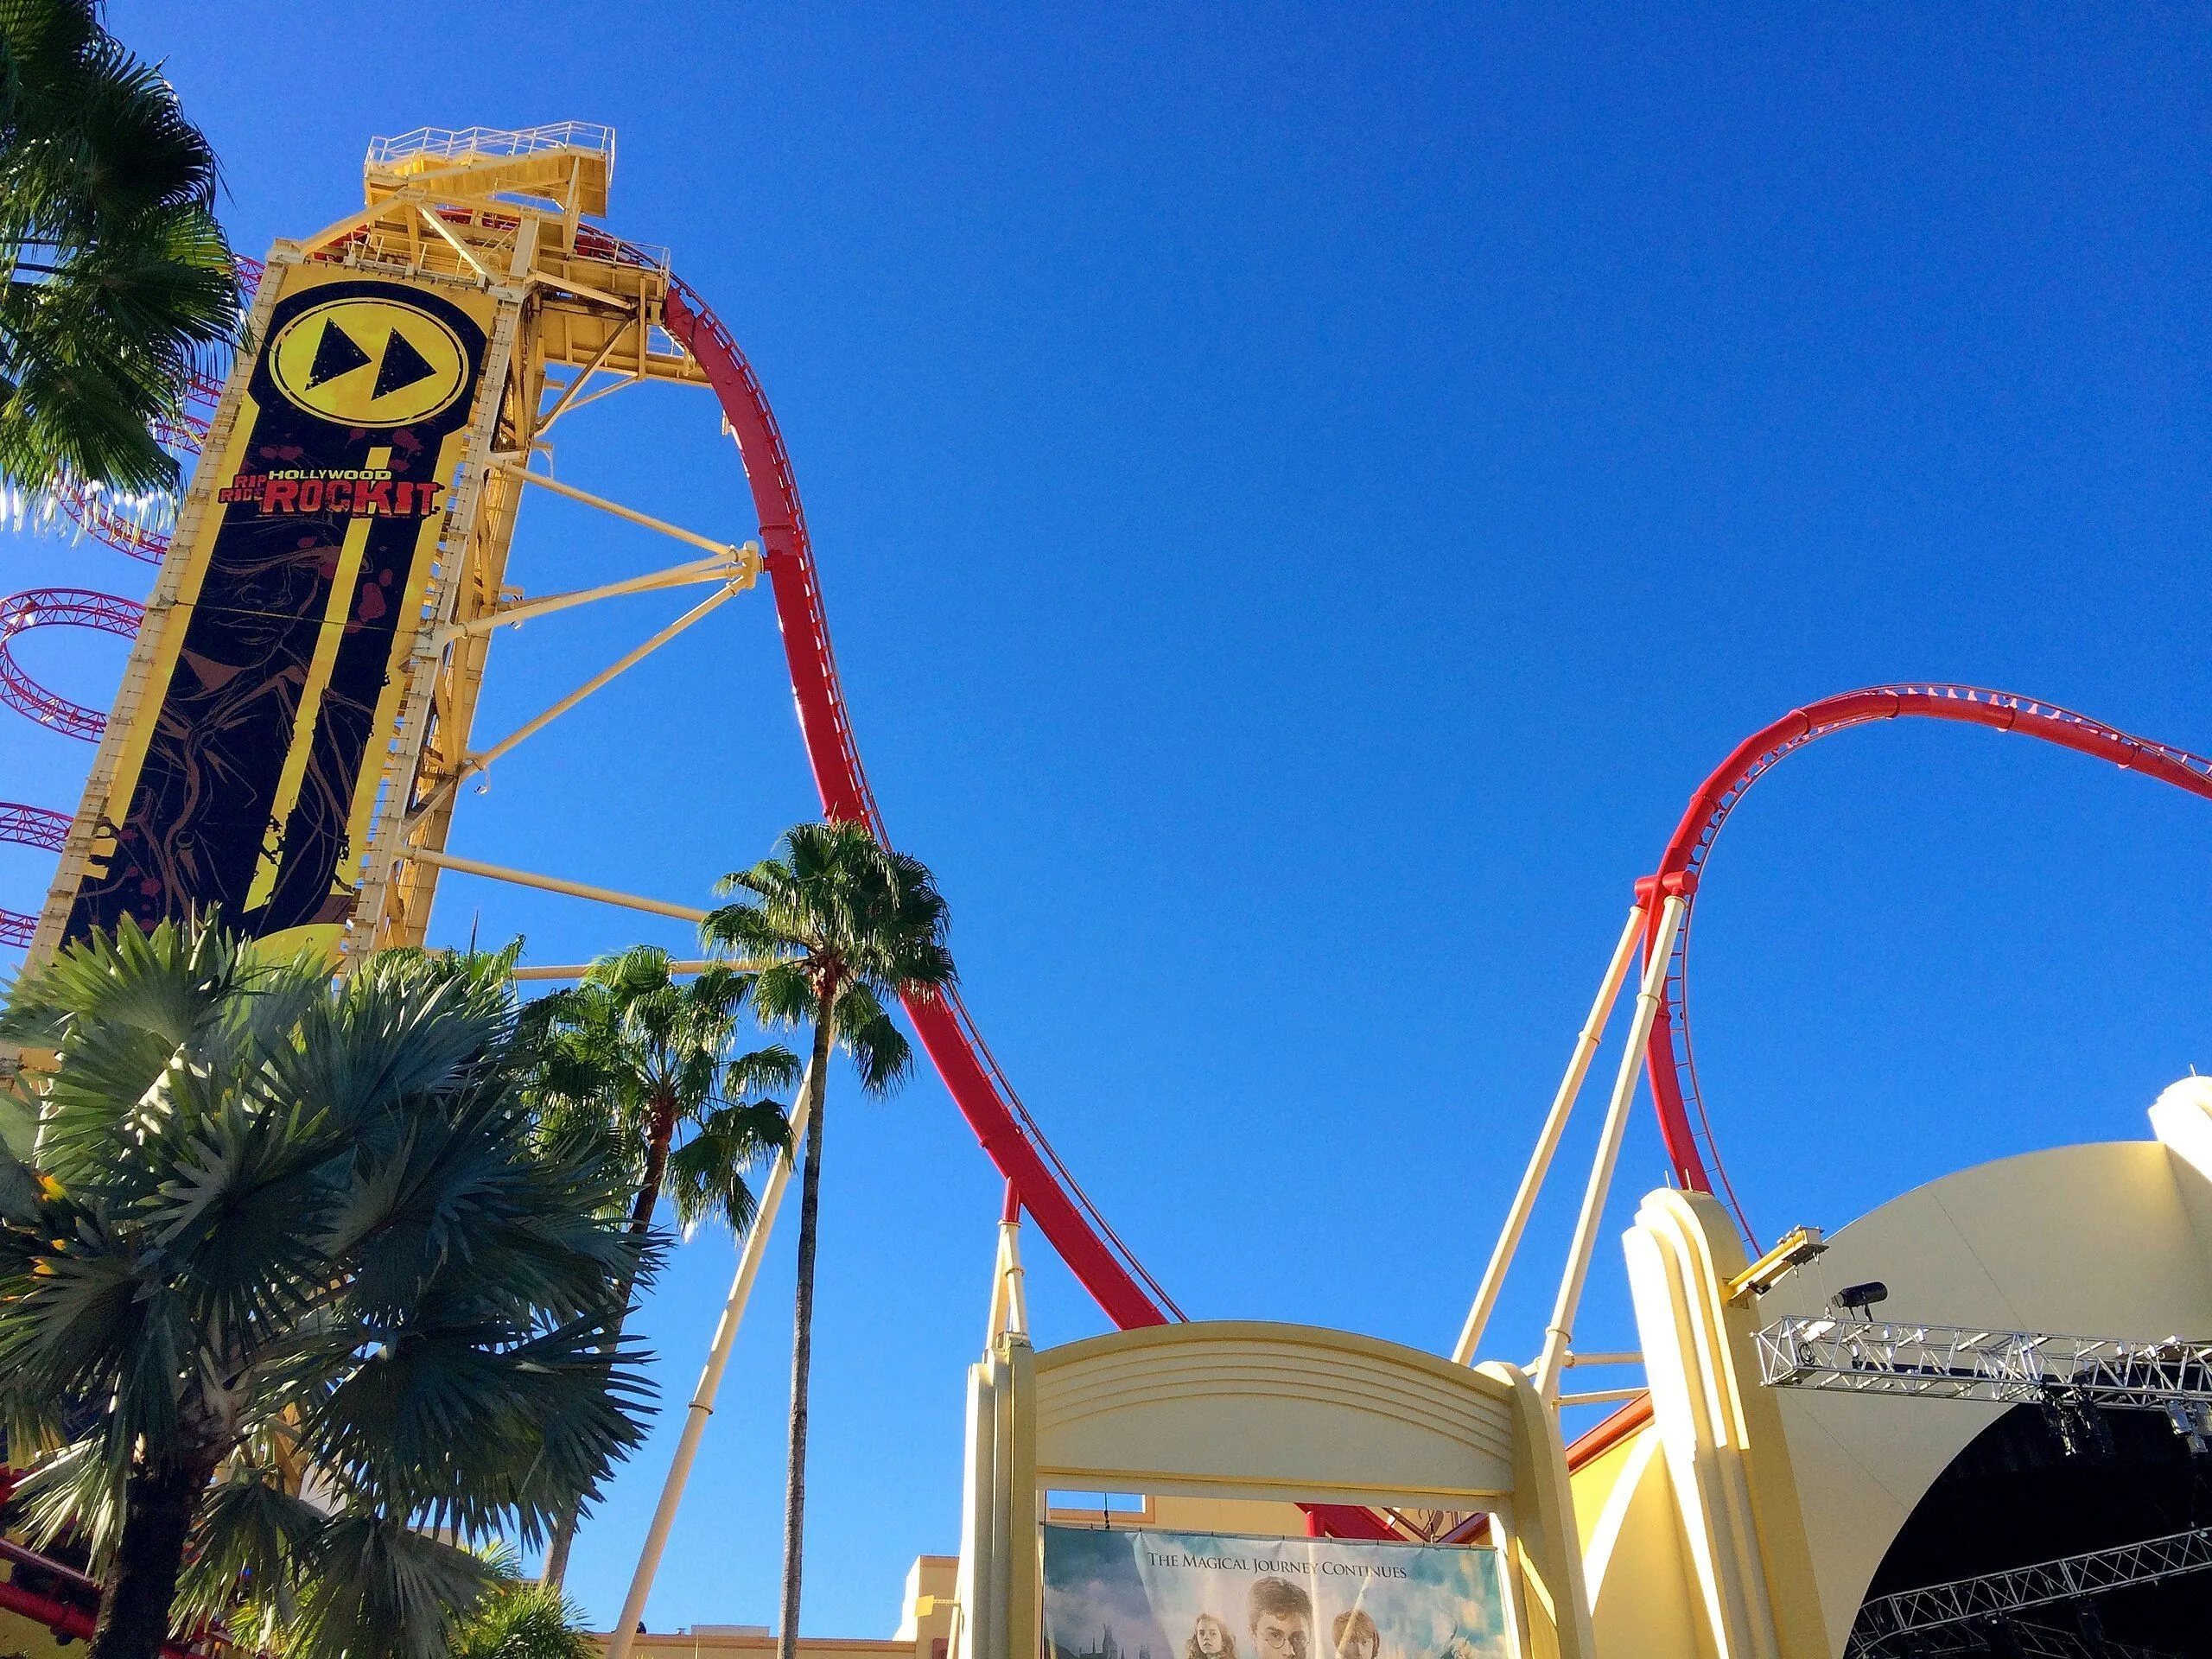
left=1043, top=1528, right=1509, bottom=1659
left=1249, top=1579, right=1312, bottom=1659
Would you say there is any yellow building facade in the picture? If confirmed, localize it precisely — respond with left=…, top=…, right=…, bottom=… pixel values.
left=625, top=1077, right=2212, bottom=1659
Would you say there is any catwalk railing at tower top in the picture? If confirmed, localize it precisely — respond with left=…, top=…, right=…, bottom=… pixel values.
left=367, top=121, right=615, bottom=168
left=1641, top=684, right=2212, bottom=1242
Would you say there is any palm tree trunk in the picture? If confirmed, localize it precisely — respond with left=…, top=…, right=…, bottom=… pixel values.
left=777, top=1001, right=836, bottom=1659
left=628, top=1098, right=681, bottom=1241
left=91, top=1451, right=216, bottom=1659
left=538, top=1488, right=582, bottom=1589
left=543, top=1096, right=682, bottom=1588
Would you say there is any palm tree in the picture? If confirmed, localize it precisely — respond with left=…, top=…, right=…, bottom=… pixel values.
left=522, top=945, right=797, bottom=1586
left=0, top=0, right=243, bottom=494
left=0, top=917, right=658, bottom=1659
left=702, top=821, right=955, bottom=1659
left=449, top=1548, right=595, bottom=1659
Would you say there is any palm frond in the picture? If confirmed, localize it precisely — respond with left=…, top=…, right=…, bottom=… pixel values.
left=832, top=984, right=914, bottom=1096
left=0, top=1, right=240, bottom=493
left=450, top=1575, right=595, bottom=1659
left=669, top=1096, right=791, bottom=1236
left=173, top=1457, right=324, bottom=1631
left=0, top=916, right=659, bottom=1655
left=291, top=1512, right=493, bottom=1659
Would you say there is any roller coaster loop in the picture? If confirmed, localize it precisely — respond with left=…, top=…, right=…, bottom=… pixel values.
left=0, top=589, right=145, bottom=742
left=0, top=804, right=69, bottom=949
left=665, top=272, right=2212, bottom=1342
left=1643, top=683, right=2212, bottom=1243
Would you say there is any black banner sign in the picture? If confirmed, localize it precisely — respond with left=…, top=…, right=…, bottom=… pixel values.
left=68, top=276, right=491, bottom=951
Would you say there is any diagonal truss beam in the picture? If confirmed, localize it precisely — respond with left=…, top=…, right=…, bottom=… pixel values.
left=405, top=846, right=706, bottom=922
left=1847, top=1527, right=2212, bottom=1656
left=533, top=315, right=639, bottom=437
left=494, top=461, right=737, bottom=556
left=407, top=569, right=752, bottom=833
left=463, top=582, right=738, bottom=779
left=410, top=200, right=493, bottom=280
left=430, top=544, right=758, bottom=646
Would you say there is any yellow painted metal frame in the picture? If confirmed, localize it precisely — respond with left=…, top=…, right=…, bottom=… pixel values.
left=22, top=127, right=761, bottom=972
left=302, top=130, right=730, bottom=958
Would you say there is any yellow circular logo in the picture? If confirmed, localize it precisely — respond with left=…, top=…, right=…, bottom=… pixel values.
left=267, top=296, right=471, bottom=427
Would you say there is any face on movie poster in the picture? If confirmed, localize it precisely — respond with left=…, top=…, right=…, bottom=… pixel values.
left=1042, top=1529, right=1511, bottom=1659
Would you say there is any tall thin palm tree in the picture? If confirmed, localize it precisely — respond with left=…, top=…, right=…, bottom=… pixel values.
left=522, top=945, right=796, bottom=1586
left=702, top=822, right=955, bottom=1659
left=0, top=916, right=658, bottom=1659
left=0, top=1, right=242, bottom=493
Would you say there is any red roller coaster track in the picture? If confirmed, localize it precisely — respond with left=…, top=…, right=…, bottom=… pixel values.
left=26, top=258, right=2208, bottom=1382
left=671, top=280, right=2212, bottom=1408
left=0, top=588, right=144, bottom=741
left=22, top=247, right=1187, bottom=1344
left=1637, top=684, right=2212, bottom=1238
left=0, top=803, right=69, bottom=948
left=668, top=282, right=2212, bottom=1363
left=666, top=276, right=1403, bottom=1540
left=662, top=279, right=1185, bottom=1332
left=40, top=244, right=2205, bottom=1543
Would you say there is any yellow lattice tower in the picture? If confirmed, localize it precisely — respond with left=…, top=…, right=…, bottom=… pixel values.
left=31, top=123, right=755, bottom=969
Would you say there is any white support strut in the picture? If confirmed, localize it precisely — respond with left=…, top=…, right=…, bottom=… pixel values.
left=1454, top=901, right=1649, bottom=1365
left=1534, top=893, right=1687, bottom=1401
left=461, top=582, right=741, bottom=779
left=404, top=846, right=708, bottom=922
left=495, top=459, right=738, bottom=556
left=431, top=544, right=757, bottom=646
left=603, top=1073, right=814, bottom=1659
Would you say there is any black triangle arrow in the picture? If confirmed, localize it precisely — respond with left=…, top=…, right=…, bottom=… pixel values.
left=305, top=318, right=372, bottom=389
left=372, top=327, right=438, bottom=401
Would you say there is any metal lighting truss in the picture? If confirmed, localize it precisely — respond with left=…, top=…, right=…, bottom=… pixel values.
left=1757, top=1317, right=2212, bottom=1415
left=1847, top=1527, right=2212, bottom=1657
left=1865, top=1611, right=2177, bottom=1659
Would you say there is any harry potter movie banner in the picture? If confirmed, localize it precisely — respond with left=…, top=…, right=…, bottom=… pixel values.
left=65, top=270, right=493, bottom=958
left=1043, top=1529, right=1511, bottom=1659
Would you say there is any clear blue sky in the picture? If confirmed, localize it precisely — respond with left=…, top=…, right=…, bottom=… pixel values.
left=5, top=0, right=2209, bottom=1639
